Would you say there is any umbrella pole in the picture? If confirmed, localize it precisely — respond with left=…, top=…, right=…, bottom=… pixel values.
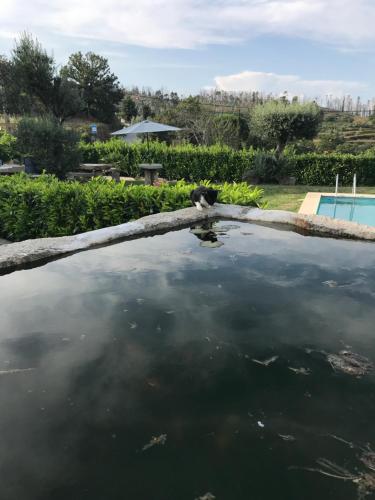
left=146, top=133, right=150, bottom=162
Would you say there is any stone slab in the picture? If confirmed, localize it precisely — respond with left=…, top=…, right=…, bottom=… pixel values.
left=1, top=204, right=375, bottom=272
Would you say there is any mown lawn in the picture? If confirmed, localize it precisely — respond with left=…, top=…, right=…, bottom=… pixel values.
left=260, top=185, right=375, bottom=212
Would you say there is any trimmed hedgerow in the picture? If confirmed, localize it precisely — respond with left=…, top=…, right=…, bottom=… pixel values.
left=287, top=153, right=375, bottom=185
left=0, top=174, right=263, bottom=241
left=80, top=139, right=375, bottom=185
left=80, top=139, right=256, bottom=182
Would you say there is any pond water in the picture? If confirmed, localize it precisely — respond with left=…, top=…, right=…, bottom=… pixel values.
left=1, top=221, right=375, bottom=500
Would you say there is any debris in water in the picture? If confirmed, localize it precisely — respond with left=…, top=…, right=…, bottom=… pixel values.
left=291, top=457, right=375, bottom=500
left=136, top=298, right=145, bottom=304
left=129, top=322, right=138, bottom=329
left=361, top=448, right=375, bottom=472
left=329, top=434, right=355, bottom=448
left=200, top=240, right=223, bottom=248
left=322, top=280, right=338, bottom=288
left=142, top=434, right=167, bottom=451
left=252, top=355, right=279, bottom=367
left=279, top=434, right=296, bottom=442
left=327, top=350, right=373, bottom=376
left=288, top=367, right=311, bottom=375
left=165, top=310, right=175, bottom=315
left=217, top=284, right=222, bottom=288
left=156, top=325, right=162, bottom=332
left=257, top=421, right=265, bottom=428
left=0, top=368, right=35, bottom=375
left=80, top=334, right=86, bottom=340
left=195, top=493, right=216, bottom=500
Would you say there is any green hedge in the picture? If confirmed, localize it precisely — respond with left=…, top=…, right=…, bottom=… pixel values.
left=80, top=140, right=256, bottom=182
left=0, top=175, right=263, bottom=241
left=80, top=140, right=375, bottom=185
left=288, top=153, right=375, bottom=185
left=0, top=132, right=18, bottom=163
left=4, top=133, right=375, bottom=185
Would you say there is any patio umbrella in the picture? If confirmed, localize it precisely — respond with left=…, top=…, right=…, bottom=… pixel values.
left=111, top=120, right=182, bottom=154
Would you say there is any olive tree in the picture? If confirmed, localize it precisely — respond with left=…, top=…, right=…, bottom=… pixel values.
left=250, top=101, right=323, bottom=156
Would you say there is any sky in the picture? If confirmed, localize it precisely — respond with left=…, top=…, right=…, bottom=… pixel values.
left=1, top=0, right=375, bottom=99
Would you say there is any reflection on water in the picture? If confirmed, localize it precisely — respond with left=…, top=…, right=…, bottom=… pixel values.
left=1, top=221, right=375, bottom=500
left=190, top=222, right=224, bottom=248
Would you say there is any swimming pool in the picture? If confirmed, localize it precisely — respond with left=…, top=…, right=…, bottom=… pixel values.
left=317, top=195, right=375, bottom=226
left=1, top=221, right=375, bottom=500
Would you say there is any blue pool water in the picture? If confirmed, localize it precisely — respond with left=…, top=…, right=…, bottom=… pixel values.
left=317, top=196, right=375, bottom=226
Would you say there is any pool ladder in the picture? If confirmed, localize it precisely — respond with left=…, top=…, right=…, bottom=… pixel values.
left=334, top=174, right=357, bottom=221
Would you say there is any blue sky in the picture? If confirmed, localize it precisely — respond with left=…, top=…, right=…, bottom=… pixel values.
left=1, top=0, right=375, bottom=99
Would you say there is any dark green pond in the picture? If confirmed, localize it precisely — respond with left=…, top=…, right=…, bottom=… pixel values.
left=1, top=221, right=375, bottom=500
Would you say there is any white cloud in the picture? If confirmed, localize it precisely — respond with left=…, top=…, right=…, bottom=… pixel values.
left=214, top=70, right=367, bottom=97
left=1, top=0, right=375, bottom=50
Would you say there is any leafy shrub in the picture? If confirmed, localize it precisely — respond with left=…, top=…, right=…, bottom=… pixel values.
left=243, top=151, right=295, bottom=184
left=16, top=116, right=81, bottom=177
left=0, top=131, right=18, bottom=162
left=0, top=174, right=263, bottom=241
left=242, top=152, right=280, bottom=183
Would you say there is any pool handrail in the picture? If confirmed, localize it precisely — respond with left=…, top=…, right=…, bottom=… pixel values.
left=333, top=174, right=339, bottom=219
left=349, top=173, right=357, bottom=221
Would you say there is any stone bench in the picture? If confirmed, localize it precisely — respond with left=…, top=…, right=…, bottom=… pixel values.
left=0, top=164, right=25, bottom=175
left=138, top=163, right=162, bottom=185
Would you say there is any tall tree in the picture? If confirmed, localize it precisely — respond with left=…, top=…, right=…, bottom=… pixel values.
left=119, top=95, right=138, bottom=122
left=61, top=52, right=123, bottom=123
left=0, top=54, right=35, bottom=115
left=10, top=33, right=81, bottom=122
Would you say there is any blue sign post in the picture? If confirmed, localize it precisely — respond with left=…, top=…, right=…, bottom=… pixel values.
left=90, top=124, right=97, bottom=142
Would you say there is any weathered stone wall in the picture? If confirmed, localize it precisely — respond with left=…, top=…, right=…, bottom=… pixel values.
left=0, top=204, right=374, bottom=272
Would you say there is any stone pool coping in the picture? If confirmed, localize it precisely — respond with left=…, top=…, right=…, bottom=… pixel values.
left=1, top=203, right=375, bottom=272
left=299, top=192, right=375, bottom=216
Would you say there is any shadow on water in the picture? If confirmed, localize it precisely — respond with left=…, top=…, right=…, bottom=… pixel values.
left=0, top=221, right=375, bottom=499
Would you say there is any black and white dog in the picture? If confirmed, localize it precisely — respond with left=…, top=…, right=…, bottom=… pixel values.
left=190, top=186, right=219, bottom=211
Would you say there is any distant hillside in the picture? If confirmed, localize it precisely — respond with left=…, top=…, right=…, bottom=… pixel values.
left=318, top=111, right=375, bottom=150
